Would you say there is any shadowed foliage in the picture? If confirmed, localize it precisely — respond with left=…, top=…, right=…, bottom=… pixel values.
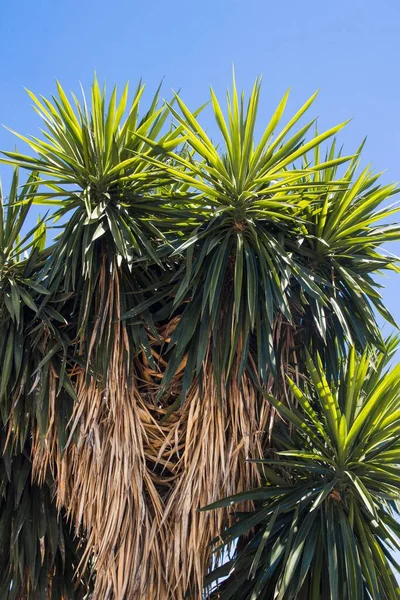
left=0, top=170, right=91, bottom=598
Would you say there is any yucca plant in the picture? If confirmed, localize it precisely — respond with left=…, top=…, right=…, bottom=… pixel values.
left=126, top=79, right=400, bottom=597
left=0, top=76, right=399, bottom=600
left=205, top=340, right=400, bottom=599
left=0, top=80, right=200, bottom=599
left=1, top=78, right=198, bottom=368
left=141, top=77, right=399, bottom=395
left=0, top=169, right=73, bottom=440
left=0, top=170, right=91, bottom=598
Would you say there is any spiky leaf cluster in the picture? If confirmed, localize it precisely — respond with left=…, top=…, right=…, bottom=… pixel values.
left=0, top=77, right=399, bottom=599
left=205, top=341, right=400, bottom=599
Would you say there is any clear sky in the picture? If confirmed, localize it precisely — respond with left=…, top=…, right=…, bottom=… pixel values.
left=1, top=2, right=400, bottom=318
left=1, top=0, right=400, bottom=574
left=1, top=1, right=399, bottom=340
left=0, top=5, right=399, bottom=320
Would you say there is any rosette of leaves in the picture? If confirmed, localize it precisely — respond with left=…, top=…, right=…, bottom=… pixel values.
left=1, top=79, right=201, bottom=377
left=204, top=340, right=400, bottom=599
left=138, top=77, right=400, bottom=401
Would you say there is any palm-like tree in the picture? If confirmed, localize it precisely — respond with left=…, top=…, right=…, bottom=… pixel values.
left=146, top=79, right=399, bottom=392
left=0, top=77, right=399, bottom=599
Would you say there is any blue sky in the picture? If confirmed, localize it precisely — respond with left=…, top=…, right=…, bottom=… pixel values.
left=2, top=0, right=399, bottom=322
left=0, top=0, right=399, bottom=336
left=1, top=1, right=399, bottom=315
left=0, top=8, right=399, bottom=321
left=1, top=0, right=400, bottom=576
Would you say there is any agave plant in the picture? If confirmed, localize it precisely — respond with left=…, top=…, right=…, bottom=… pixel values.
left=205, top=340, right=400, bottom=599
